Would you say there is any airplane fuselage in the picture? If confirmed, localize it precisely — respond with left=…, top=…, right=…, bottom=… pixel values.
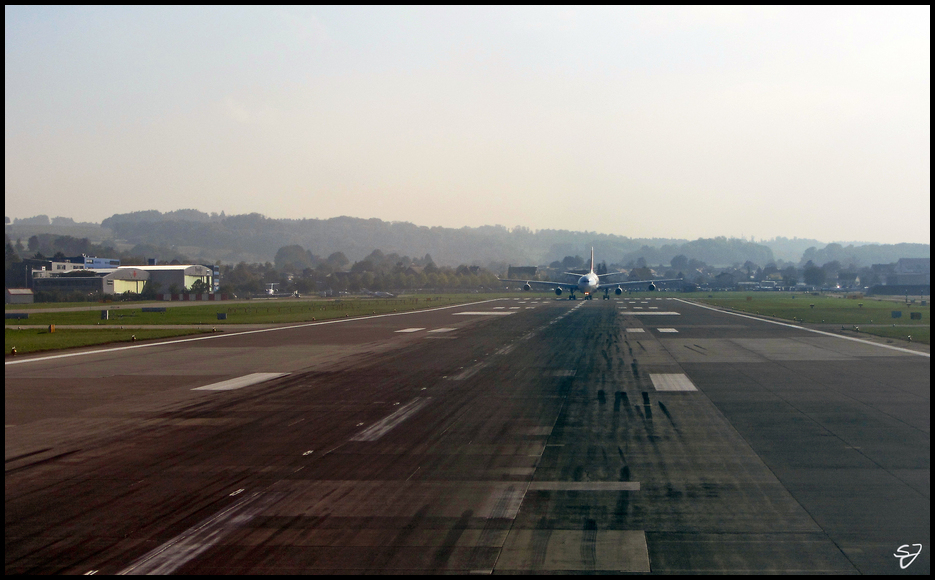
left=577, top=272, right=599, bottom=295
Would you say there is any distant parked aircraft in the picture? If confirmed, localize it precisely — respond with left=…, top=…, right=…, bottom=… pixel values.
left=500, top=248, right=682, bottom=300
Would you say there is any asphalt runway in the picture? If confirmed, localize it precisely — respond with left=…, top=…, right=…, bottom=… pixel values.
left=5, top=296, right=930, bottom=574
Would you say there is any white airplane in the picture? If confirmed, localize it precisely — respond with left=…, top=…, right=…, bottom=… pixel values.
left=501, top=248, right=682, bottom=300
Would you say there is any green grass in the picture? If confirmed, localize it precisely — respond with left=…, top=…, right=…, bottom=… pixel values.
left=6, top=328, right=212, bottom=355
left=5, top=299, right=165, bottom=310
left=4, top=294, right=515, bottom=327
left=690, top=292, right=929, bottom=344
left=853, top=325, right=930, bottom=345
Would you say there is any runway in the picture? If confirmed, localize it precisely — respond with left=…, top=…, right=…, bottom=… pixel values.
left=5, top=296, right=930, bottom=573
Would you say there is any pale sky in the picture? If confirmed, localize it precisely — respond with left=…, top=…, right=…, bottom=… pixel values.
left=5, top=6, right=931, bottom=244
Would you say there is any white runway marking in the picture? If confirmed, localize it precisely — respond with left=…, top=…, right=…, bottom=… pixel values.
left=657, top=328, right=679, bottom=333
left=350, top=398, right=432, bottom=442
left=427, top=328, right=456, bottom=333
left=192, top=373, right=289, bottom=391
left=625, top=328, right=645, bottom=333
left=626, top=311, right=681, bottom=315
left=118, top=491, right=278, bottom=574
left=394, top=327, right=425, bottom=333
left=453, top=311, right=515, bottom=316
left=650, top=373, right=698, bottom=391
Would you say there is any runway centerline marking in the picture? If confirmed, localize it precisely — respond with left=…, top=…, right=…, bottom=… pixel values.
left=394, top=327, right=425, bottom=333
left=117, top=491, right=278, bottom=575
left=350, top=397, right=432, bottom=442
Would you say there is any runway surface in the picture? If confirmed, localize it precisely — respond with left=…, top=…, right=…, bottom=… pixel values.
left=5, top=296, right=930, bottom=574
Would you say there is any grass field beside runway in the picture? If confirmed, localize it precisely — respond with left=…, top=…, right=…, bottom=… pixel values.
left=691, top=292, right=929, bottom=344
left=4, top=294, right=518, bottom=327
left=6, top=328, right=212, bottom=355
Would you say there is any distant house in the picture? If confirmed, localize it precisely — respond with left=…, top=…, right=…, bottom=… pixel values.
left=5, top=288, right=34, bottom=304
left=404, top=265, right=425, bottom=276
left=890, top=258, right=930, bottom=285
left=507, top=266, right=537, bottom=279
left=714, top=271, right=738, bottom=289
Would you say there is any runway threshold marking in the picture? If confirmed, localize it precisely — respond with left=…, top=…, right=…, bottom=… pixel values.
left=675, top=298, right=930, bottom=358
left=5, top=298, right=506, bottom=366
left=192, top=373, right=290, bottom=391
left=350, top=397, right=432, bottom=442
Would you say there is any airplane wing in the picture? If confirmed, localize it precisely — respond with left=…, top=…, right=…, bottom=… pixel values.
left=499, top=278, right=578, bottom=290
left=595, top=278, right=683, bottom=290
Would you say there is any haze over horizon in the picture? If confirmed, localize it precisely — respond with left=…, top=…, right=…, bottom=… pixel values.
left=5, top=6, right=930, bottom=245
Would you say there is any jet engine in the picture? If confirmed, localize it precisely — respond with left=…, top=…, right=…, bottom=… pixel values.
left=648, top=282, right=657, bottom=291
left=522, top=283, right=531, bottom=291
left=615, top=286, right=623, bottom=295
left=554, top=287, right=563, bottom=296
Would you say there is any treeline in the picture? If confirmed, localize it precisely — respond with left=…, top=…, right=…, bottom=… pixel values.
left=222, top=247, right=500, bottom=297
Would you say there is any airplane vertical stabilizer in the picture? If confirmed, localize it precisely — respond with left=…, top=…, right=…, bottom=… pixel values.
left=590, top=247, right=594, bottom=274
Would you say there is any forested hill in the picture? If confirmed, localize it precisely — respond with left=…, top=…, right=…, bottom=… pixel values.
left=98, top=211, right=776, bottom=267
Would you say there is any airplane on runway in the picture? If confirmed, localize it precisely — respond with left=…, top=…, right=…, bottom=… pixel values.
left=500, top=248, right=682, bottom=300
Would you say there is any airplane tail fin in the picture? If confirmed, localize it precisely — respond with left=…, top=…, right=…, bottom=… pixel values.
left=590, top=247, right=594, bottom=273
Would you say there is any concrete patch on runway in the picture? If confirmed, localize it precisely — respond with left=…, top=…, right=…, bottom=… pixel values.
left=650, top=373, right=698, bottom=392
left=795, top=335, right=918, bottom=358
left=527, top=482, right=640, bottom=491
left=731, top=338, right=856, bottom=361
left=495, top=529, right=650, bottom=572
left=661, top=338, right=768, bottom=363
left=193, top=372, right=290, bottom=391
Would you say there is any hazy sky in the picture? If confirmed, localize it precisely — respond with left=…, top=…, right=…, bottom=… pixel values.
left=5, top=6, right=930, bottom=244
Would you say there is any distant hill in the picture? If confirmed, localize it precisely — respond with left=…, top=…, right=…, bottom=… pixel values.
left=800, top=243, right=930, bottom=268
left=8, top=210, right=928, bottom=268
left=95, top=211, right=780, bottom=267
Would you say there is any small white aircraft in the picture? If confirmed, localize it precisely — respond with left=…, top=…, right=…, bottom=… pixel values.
left=501, top=248, right=682, bottom=300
